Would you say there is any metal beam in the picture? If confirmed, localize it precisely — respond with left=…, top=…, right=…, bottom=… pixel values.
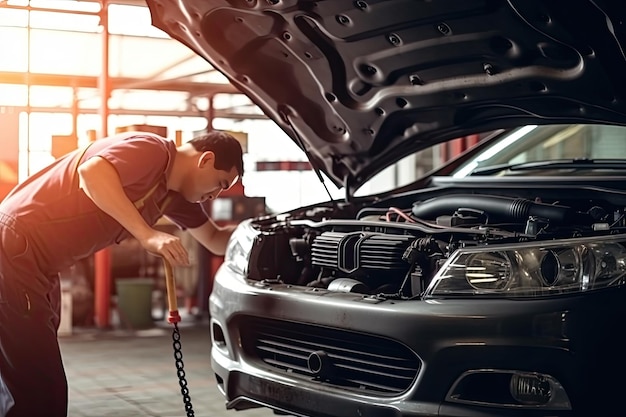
left=0, top=0, right=150, bottom=11
left=143, top=52, right=200, bottom=81
left=116, top=70, right=222, bottom=91
left=13, top=105, right=268, bottom=120
left=0, top=3, right=101, bottom=16
left=0, top=71, right=240, bottom=95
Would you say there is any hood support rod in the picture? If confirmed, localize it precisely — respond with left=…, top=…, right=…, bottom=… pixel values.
left=280, top=111, right=338, bottom=207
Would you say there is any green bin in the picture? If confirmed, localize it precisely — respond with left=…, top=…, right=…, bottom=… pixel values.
left=116, top=278, right=154, bottom=329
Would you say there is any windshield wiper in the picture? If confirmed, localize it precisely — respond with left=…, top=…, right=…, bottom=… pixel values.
left=470, top=158, right=626, bottom=175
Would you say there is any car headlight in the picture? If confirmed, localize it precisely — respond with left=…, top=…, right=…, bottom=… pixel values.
left=425, top=236, right=626, bottom=298
left=224, top=219, right=260, bottom=277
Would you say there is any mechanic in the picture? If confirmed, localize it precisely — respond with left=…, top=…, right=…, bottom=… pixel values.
left=0, top=129, right=244, bottom=417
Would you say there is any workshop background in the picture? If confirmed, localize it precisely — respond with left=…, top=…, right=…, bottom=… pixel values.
left=0, top=1, right=480, bottom=416
left=0, top=0, right=478, bottom=334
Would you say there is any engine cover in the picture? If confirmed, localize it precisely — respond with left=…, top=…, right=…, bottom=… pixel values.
left=311, top=231, right=414, bottom=273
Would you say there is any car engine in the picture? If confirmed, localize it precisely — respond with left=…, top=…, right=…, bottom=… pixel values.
left=246, top=191, right=626, bottom=297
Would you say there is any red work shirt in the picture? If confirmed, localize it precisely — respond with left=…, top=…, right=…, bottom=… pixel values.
left=0, top=132, right=208, bottom=274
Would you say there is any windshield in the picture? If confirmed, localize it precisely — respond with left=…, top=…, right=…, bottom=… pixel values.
left=452, top=124, right=626, bottom=178
left=354, top=123, right=626, bottom=198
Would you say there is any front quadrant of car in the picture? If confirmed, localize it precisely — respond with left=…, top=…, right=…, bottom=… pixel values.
left=146, top=0, right=626, bottom=415
left=209, top=181, right=626, bottom=416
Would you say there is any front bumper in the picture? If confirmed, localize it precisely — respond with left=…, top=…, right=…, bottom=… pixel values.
left=209, top=266, right=626, bottom=416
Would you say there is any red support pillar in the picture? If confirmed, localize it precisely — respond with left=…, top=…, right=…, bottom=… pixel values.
left=95, top=0, right=112, bottom=329
left=442, top=135, right=482, bottom=164
left=443, top=137, right=465, bottom=163
left=94, top=249, right=111, bottom=328
left=465, top=134, right=480, bottom=148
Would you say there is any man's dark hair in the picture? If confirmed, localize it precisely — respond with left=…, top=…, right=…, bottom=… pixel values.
left=189, top=130, right=244, bottom=177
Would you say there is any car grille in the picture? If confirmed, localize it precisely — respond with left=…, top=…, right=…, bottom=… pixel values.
left=239, top=317, right=420, bottom=395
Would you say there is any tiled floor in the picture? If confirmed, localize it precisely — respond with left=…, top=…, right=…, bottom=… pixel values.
left=59, top=316, right=275, bottom=417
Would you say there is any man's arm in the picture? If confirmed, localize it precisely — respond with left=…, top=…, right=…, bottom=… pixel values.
left=77, top=156, right=190, bottom=266
left=186, top=218, right=237, bottom=256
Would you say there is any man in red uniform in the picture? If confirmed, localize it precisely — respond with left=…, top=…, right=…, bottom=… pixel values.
left=0, top=130, right=244, bottom=417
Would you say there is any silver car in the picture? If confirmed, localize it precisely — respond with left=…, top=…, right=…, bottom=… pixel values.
left=148, top=1, right=626, bottom=415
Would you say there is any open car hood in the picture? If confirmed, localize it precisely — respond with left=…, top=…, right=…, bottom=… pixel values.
left=147, top=0, right=626, bottom=195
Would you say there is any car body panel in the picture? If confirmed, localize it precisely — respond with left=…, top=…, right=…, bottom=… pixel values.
left=210, top=267, right=626, bottom=416
left=147, top=1, right=626, bottom=416
left=202, top=163, right=626, bottom=416
left=147, top=0, right=626, bottom=192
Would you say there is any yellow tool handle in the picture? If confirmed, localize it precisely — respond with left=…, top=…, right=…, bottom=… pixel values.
left=162, top=258, right=181, bottom=323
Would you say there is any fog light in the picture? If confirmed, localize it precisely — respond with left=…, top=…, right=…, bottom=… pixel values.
left=447, top=369, right=571, bottom=410
left=211, top=321, right=227, bottom=349
left=510, top=372, right=551, bottom=405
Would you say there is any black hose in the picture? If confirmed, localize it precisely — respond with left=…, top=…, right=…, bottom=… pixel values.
left=356, top=207, right=390, bottom=220
left=411, top=194, right=574, bottom=223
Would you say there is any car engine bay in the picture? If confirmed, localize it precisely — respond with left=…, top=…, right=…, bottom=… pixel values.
left=246, top=184, right=626, bottom=298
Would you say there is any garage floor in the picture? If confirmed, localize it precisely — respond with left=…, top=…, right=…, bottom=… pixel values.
left=59, top=315, right=275, bottom=417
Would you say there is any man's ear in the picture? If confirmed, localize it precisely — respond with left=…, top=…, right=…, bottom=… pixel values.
left=198, top=151, right=215, bottom=168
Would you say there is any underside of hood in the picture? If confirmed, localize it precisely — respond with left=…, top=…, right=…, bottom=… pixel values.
left=147, top=0, right=626, bottom=194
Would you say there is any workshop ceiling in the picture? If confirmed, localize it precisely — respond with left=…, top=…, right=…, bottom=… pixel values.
left=0, top=0, right=250, bottom=114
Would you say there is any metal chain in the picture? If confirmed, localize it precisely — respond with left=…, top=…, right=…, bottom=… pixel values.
left=172, top=323, right=195, bottom=417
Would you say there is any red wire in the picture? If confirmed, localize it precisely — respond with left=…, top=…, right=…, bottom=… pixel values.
left=386, top=207, right=415, bottom=223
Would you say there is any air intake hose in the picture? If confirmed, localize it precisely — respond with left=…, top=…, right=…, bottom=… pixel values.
left=411, top=195, right=573, bottom=223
